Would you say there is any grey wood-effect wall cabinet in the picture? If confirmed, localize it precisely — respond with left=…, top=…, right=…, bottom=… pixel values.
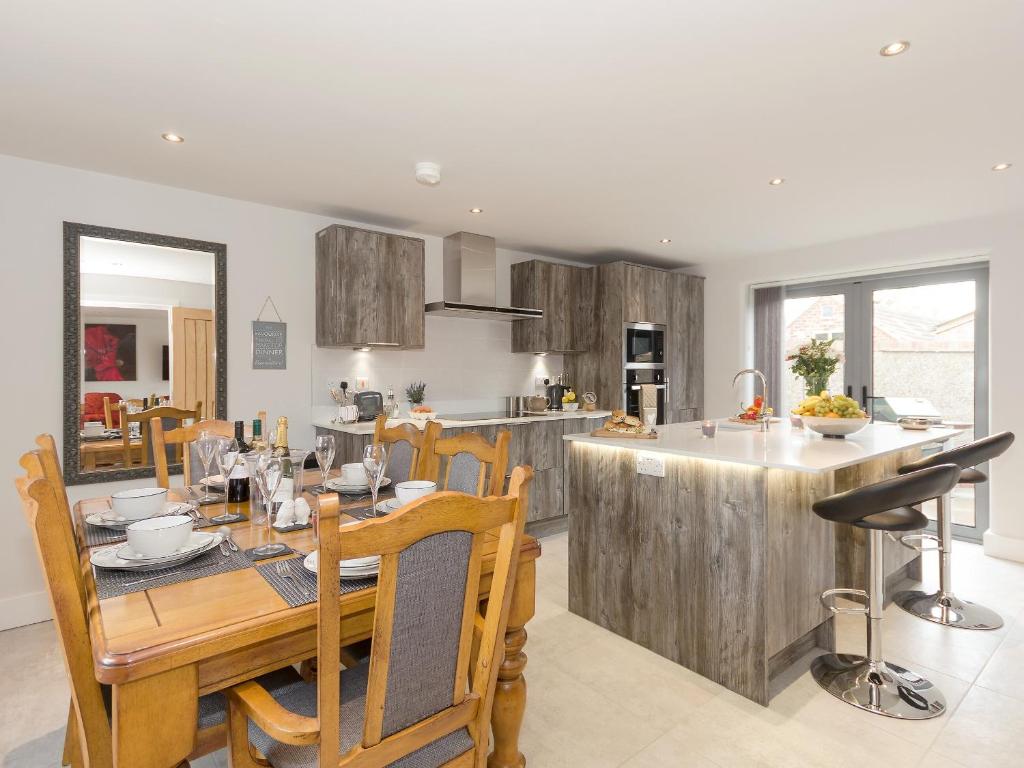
left=623, top=263, right=668, bottom=325
left=510, top=260, right=592, bottom=353
left=315, top=224, right=425, bottom=349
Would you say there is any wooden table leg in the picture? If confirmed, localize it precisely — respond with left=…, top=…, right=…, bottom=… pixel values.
left=113, top=666, right=197, bottom=768
left=489, top=559, right=536, bottom=768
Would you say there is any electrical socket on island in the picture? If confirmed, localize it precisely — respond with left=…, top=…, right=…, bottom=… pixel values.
left=636, top=452, right=666, bottom=478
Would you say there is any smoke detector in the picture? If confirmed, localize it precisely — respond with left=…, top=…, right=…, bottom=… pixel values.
left=415, top=161, right=442, bottom=186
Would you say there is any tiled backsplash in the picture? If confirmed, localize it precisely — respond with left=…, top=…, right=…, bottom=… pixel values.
left=311, top=315, right=564, bottom=421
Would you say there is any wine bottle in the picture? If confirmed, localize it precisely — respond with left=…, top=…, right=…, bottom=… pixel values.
left=226, top=448, right=250, bottom=504
left=251, top=418, right=266, bottom=453
left=271, top=416, right=294, bottom=509
left=233, top=420, right=252, bottom=454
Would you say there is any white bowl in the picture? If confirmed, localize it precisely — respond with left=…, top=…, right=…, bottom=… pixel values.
left=126, top=515, right=193, bottom=558
left=408, top=410, right=434, bottom=421
left=562, top=402, right=580, bottom=411
left=110, top=487, right=169, bottom=521
left=394, top=480, right=437, bottom=506
left=339, top=463, right=365, bottom=485
left=801, top=415, right=869, bottom=438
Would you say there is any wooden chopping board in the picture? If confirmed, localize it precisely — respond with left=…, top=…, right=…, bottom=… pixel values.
left=590, top=429, right=658, bottom=439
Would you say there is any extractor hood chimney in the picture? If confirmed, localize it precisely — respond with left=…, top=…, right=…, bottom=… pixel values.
left=424, top=232, right=543, bottom=320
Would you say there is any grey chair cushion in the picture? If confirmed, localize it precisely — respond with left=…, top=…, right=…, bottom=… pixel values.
left=248, top=662, right=474, bottom=768
left=445, top=452, right=482, bottom=495
left=388, top=440, right=415, bottom=485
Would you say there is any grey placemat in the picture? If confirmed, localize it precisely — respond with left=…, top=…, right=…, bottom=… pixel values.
left=82, top=513, right=237, bottom=548
left=255, top=556, right=377, bottom=608
left=92, top=546, right=253, bottom=599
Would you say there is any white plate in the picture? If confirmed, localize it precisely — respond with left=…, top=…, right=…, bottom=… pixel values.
left=303, top=550, right=380, bottom=579
left=94, top=501, right=193, bottom=525
left=115, top=531, right=213, bottom=563
left=200, top=475, right=226, bottom=487
left=90, top=532, right=222, bottom=571
left=374, top=498, right=403, bottom=515
left=325, top=477, right=391, bottom=494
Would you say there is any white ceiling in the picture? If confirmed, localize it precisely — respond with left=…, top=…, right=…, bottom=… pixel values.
left=80, top=237, right=215, bottom=284
left=2, top=1, right=1021, bottom=265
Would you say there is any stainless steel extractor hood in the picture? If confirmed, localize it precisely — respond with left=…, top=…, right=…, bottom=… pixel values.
left=424, top=231, right=543, bottom=321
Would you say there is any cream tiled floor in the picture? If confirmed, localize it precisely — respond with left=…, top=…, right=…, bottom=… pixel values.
left=2, top=533, right=1024, bottom=767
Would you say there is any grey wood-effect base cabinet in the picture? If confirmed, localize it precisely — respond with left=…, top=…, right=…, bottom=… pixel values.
left=316, top=414, right=606, bottom=533
left=315, top=224, right=425, bottom=349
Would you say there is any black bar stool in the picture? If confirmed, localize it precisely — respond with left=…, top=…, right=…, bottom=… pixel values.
left=811, top=463, right=960, bottom=719
left=893, top=431, right=1015, bottom=630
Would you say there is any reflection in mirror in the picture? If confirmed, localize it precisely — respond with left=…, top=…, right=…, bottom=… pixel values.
left=66, top=224, right=226, bottom=484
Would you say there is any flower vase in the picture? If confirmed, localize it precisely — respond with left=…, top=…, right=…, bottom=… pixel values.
left=805, top=377, right=830, bottom=397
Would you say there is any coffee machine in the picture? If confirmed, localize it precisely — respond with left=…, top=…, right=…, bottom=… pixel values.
left=546, top=372, right=571, bottom=411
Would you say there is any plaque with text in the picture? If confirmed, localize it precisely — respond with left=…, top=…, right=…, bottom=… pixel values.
left=251, top=320, right=287, bottom=369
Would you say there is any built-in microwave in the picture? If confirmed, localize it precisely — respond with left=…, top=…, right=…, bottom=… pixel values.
left=624, top=367, right=668, bottom=425
left=623, top=322, right=666, bottom=367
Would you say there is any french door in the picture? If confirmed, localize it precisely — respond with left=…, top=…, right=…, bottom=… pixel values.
left=783, top=264, right=989, bottom=542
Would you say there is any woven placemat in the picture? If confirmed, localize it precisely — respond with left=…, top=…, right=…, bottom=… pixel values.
left=255, top=556, right=377, bottom=608
left=81, top=513, right=244, bottom=548
left=92, top=546, right=253, bottom=599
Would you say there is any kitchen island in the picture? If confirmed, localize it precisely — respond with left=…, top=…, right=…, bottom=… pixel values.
left=563, top=420, right=960, bottom=704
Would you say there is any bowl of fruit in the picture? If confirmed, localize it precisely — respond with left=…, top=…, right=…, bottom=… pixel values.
left=408, top=405, right=435, bottom=421
left=793, top=392, right=869, bottom=439
left=561, top=389, right=579, bottom=411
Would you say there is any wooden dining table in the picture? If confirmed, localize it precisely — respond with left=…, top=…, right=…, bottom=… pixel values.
left=79, top=437, right=143, bottom=471
left=73, top=478, right=539, bottom=768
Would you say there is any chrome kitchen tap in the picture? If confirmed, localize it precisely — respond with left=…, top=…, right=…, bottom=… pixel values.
left=732, top=368, right=770, bottom=432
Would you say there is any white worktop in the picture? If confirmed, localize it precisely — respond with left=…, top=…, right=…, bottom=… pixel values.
left=313, top=410, right=613, bottom=435
left=562, top=420, right=962, bottom=473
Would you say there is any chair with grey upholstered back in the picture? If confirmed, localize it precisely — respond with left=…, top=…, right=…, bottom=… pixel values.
left=224, top=466, right=533, bottom=768
left=422, top=430, right=511, bottom=498
left=372, top=415, right=439, bottom=485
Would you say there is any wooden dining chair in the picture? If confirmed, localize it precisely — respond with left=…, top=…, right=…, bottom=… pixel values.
left=372, top=414, right=441, bottom=484
left=18, top=439, right=306, bottom=768
left=120, top=401, right=202, bottom=467
left=421, top=429, right=511, bottom=497
left=224, top=466, right=532, bottom=768
left=151, top=417, right=235, bottom=488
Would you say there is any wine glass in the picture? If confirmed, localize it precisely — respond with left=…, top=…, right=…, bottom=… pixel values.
left=195, top=430, right=219, bottom=503
left=211, top=438, right=239, bottom=523
left=252, top=454, right=287, bottom=556
left=363, top=443, right=389, bottom=517
left=314, top=434, right=336, bottom=493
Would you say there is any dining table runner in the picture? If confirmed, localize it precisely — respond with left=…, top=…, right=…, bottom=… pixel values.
left=255, top=556, right=377, bottom=608
left=92, top=546, right=253, bottom=600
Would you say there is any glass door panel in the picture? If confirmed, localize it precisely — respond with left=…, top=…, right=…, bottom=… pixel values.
left=783, top=293, right=845, bottom=415
left=871, top=280, right=979, bottom=529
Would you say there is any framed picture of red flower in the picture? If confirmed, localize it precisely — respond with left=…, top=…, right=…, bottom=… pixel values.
left=84, top=323, right=137, bottom=381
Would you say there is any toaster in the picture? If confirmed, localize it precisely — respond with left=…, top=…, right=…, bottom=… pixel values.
left=354, top=391, right=383, bottom=422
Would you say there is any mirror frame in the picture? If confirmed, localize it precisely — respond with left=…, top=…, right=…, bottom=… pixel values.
left=63, top=221, right=227, bottom=485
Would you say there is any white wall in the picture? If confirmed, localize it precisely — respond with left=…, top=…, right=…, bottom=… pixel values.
left=0, top=153, right=566, bottom=629
left=691, top=210, right=1024, bottom=562
left=80, top=308, right=169, bottom=402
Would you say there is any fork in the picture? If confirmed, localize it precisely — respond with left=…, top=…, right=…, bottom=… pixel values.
left=275, top=559, right=312, bottom=597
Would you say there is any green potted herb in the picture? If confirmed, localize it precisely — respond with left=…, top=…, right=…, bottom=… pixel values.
left=405, top=380, right=431, bottom=419
left=787, top=339, right=840, bottom=396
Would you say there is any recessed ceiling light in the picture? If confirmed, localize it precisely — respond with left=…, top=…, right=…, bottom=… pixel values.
left=880, top=40, right=910, bottom=57
left=768, top=178, right=785, bottom=186
left=992, top=162, right=1012, bottom=172
left=161, top=132, right=185, bottom=143
left=469, top=207, right=483, bottom=214
left=659, top=238, right=672, bottom=244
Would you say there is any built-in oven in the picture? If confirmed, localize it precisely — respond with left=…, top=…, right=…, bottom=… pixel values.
left=623, top=322, right=666, bottom=367
left=624, top=367, right=668, bottom=425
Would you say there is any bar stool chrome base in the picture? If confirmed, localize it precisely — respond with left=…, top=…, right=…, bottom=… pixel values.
left=811, top=653, right=947, bottom=719
left=892, top=589, right=1004, bottom=630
